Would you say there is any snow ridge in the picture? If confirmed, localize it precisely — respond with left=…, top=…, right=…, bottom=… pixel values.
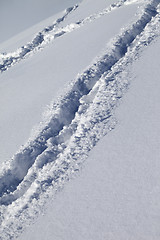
left=0, top=0, right=134, bottom=73
left=0, top=0, right=160, bottom=239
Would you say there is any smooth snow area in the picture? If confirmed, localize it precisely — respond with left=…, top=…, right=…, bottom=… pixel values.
left=19, top=37, right=160, bottom=240
left=0, top=0, right=160, bottom=239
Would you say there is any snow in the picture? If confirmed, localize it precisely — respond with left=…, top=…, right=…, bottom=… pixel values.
left=0, top=0, right=138, bottom=164
left=0, top=0, right=81, bottom=45
left=19, top=32, right=160, bottom=240
left=0, top=0, right=160, bottom=239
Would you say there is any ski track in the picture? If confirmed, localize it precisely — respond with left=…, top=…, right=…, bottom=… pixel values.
left=0, top=0, right=136, bottom=73
left=0, top=0, right=160, bottom=239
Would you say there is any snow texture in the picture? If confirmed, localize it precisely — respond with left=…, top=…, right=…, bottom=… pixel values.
left=0, top=0, right=143, bottom=73
left=0, top=0, right=160, bottom=239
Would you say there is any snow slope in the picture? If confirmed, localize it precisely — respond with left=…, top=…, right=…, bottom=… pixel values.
left=0, top=0, right=81, bottom=44
left=0, top=0, right=160, bottom=239
left=19, top=35, right=160, bottom=240
left=0, top=0, right=138, bottom=166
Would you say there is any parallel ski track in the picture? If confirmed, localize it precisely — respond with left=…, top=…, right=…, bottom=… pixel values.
left=0, top=0, right=160, bottom=239
left=0, top=0, right=133, bottom=73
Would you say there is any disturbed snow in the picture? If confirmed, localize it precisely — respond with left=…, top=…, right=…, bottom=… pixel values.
left=0, top=0, right=160, bottom=239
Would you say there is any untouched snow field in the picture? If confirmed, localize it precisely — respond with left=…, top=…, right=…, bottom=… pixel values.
left=0, top=0, right=160, bottom=239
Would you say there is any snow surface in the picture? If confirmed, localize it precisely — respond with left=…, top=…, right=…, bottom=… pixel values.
left=0, top=0, right=160, bottom=239
left=19, top=36, right=160, bottom=240
left=0, top=0, right=81, bottom=44
left=0, top=0, right=138, bottom=166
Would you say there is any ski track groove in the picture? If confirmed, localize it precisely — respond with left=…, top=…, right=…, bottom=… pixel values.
left=0, top=0, right=133, bottom=73
left=0, top=0, right=160, bottom=239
